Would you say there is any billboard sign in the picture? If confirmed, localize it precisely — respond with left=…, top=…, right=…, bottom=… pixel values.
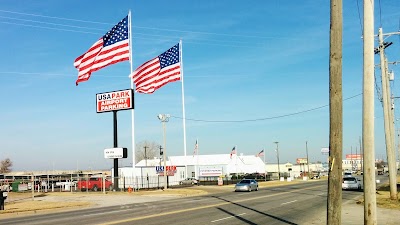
left=199, top=168, right=223, bottom=177
left=96, top=89, right=134, bottom=113
left=345, top=154, right=362, bottom=160
left=104, top=148, right=128, bottom=159
left=296, top=158, right=308, bottom=164
left=155, top=166, right=177, bottom=176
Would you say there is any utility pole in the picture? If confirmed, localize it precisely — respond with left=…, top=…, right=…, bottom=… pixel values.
left=398, top=130, right=400, bottom=162
left=144, top=146, right=148, bottom=167
left=157, top=114, right=170, bottom=190
left=355, top=147, right=358, bottom=171
left=377, top=27, right=398, bottom=200
left=351, top=146, right=353, bottom=170
left=363, top=0, right=377, bottom=223
left=274, top=142, right=280, bottom=180
left=359, top=136, right=363, bottom=172
left=327, top=0, right=342, bottom=224
left=306, top=141, right=310, bottom=178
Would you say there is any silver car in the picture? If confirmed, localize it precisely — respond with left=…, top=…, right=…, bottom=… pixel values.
left=179, top=177, right=198, bottom=185
left=342, top=177, right=362, bottom=190
left=234, top=179, right=259, bottom=192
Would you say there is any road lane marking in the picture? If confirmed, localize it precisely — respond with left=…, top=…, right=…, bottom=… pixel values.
left=211, top=213, right=246, bottom=223
left=102, top=184, right=325, bottom=225
left=281, top=200, right=298, bottom=205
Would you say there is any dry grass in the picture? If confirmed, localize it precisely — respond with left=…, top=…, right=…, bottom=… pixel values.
left=1, top=199, right=91, bottom=214
left=1, top=191, right=91, bottom=215
left=357, top=175, right=400, bottom=210
left=375, top=191, right=400, bottom=209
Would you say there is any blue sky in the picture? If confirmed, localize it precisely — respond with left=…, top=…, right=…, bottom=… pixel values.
left=1, top=1, right=400, bottom=171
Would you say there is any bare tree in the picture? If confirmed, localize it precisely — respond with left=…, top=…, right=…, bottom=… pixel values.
left=135, top=141, right=160, bottom=163
left=0, top=158, right=12, bottom=173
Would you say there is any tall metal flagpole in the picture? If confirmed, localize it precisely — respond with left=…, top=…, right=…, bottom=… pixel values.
left=197, top=138, right=199, bottom=179
left=128, top=11, right=136, bottom=183
left=263, top=148, right=266, bottom=182
left=179, top=39, right=188, bottom=178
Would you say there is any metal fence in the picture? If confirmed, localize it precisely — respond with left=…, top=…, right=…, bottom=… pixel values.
left=3, top=173, right=274, bottom=193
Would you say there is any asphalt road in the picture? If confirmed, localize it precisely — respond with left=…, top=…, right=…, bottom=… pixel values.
left=0, top=180, right=368, bottom=225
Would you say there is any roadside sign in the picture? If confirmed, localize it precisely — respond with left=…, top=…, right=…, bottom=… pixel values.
left=296, top=158, right=308, bottom=164
left=321, top=147, right=330, bottom=154
left=104, top=148, right=128, bottom=159
left=155, top=166, right=177, bottom=176
left=199, top=168, right=223, bottom=177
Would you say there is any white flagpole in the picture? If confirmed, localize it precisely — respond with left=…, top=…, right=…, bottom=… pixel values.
left=128, top=11, right=136, bottom=175
left=197, top=138, right=199, bottom=179
left=179, top=39, right=188, bottom=178
left=263, top=148, right=266, bottom=181
left=235, top=145, right=237, bottom=175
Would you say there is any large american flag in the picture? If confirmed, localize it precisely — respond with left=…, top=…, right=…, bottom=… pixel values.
left=74, top=15, right=129, bottom=85
left=193, top=139, right=198, bottom=156
left=230, top=146, right=236, bottom=159
left=130, top=43, right=181, bottom=94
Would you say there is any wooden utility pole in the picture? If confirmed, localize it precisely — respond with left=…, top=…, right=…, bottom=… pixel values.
left=363, top=0, right=377, bottom=224
left=306, top=141, right=310, bottom=178
left=144, top=146, right=148, bottom=167
left=359, top=136, right=363, bottom=172
left=377, top=28, right=398, bottom=200
left=327, top=0, right=343, bottom=224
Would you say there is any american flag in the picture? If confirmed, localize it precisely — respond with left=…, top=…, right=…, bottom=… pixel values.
left=256, top=149, right=264, bottom=157
left=230, top=146, right=236, bottom=159
left=193, top=139, right=198, bottom=156
left=130, top=43, right=181, bottom=94
left=74, top=15, right=129, bottom=85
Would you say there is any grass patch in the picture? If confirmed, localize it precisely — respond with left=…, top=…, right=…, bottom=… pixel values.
left=355, top=175, right=400, bottom=210
left=375, top=191, right=400, bottom=209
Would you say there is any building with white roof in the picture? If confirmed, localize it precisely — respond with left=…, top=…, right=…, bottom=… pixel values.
left=133, top=153, right=265, bottom=179
left=115, top=153, right=265, bottom=189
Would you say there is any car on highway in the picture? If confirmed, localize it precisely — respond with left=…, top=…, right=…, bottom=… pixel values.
left=179, top=177, right=198, bottom=185
left=343, top=171, right=352, bottom=178
left=234, top=179, right=259, bottom=192
left=342, top=176, right=362, bottom=190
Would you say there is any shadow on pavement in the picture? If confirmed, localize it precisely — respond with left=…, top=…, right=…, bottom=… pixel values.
left=215, top=207, right=258, bottom=225
left=212, top=195, right=298, bottom=225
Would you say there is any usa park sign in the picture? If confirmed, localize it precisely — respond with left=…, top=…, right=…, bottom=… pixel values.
left=96, top=89, right=134, bottom=113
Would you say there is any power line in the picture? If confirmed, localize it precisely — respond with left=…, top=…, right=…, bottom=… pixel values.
left=0, top=9, right=307, bottom=41
left=171, top=93, right=362, bottom=123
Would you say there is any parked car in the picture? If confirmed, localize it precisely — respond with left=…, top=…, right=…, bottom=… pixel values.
left=342, top=177, right=362, bottom=190
left=234, top=179, right=258, bottom=192
left=77, top=177, right=113, bottom=191
left=179, top=177, right=198, bottom=185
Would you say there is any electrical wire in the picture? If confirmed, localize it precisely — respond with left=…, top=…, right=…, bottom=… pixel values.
left=0, top=9, right=306, bottom=41
left=170, top=93, right=362, bottom=123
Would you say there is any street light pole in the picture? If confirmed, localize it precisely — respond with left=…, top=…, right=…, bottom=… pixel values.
left=158, top=114, right=170, bottom=190
left=274, top=142, right=280, bottom=180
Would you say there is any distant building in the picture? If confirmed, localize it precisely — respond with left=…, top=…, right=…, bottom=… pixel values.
left=116, top=153, right=265, bottom=189
left=265, top=162, right=326, bottom=178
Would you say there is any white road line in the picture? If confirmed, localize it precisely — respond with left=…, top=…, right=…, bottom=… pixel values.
left=281, top=200, right=298, bottom=205
left=211, top=213, right=247, bottom=223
